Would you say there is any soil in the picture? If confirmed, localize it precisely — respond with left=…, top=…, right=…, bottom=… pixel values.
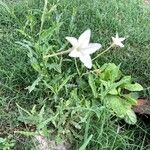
left=133, top=99, right=150, bottom=115
left=144, top=0, right=150, bottom=4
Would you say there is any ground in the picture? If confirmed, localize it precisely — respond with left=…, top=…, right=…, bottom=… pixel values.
left=0, top=0, right=150, bottom=149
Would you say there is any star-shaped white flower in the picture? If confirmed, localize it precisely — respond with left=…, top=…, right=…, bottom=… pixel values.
left=112, top=33, right=125, bottom=48
left=66, top=29, right=102, bottom=69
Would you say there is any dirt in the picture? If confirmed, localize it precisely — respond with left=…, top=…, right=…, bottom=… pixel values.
left=133, top=99, right=150, bottom=115
left=144, top=0, right=150, bottom=4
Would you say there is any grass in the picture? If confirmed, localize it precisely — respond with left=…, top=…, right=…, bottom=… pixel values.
left=0, top=0, right=150, bottom=149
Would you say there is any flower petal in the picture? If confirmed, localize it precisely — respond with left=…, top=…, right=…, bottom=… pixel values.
left=66, top=37, right=78, bottom=47
left=81, top=43, right=102, bottom=54
left=118, top=42, right=124, bottom=47
left=79, top=54, right=92, bottom=69
left=78, top=29, right=91, bottom=48
left=116, top=33, right=119, bottom=39
left=112, top=35, right=125, bottom=48
left=119, top=38, right=125, bottom=42
left=69, top=49, right=81, bottom=57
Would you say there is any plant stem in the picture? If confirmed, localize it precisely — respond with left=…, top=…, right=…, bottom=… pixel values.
left=39, top=0, right=48, bottom=35
left=43, top=49, right=71, bottom=58
left=81, top=69, right=101, bottom=77
left=75, top=58, right=81, bottom=76
left=92, top=43, right=114, bottom=61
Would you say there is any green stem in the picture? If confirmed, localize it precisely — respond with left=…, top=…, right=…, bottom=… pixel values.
left=81, top=69, right=101, bottom=77
left=43, top=49, right=71, bottom=58
left=39, top=0, right=48, bottom=35
left=75, top=58, right=81, bottom=76
left=92, top=43, right=114, bottom=61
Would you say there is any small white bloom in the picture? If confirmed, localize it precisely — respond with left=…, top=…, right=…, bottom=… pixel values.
left=112, top=33, right=125, bottom=48
left=66, top=29, right=102, bottom=69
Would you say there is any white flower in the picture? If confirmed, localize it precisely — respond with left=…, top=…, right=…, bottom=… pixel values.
left=66, top=29, right=102, bottom=69
left=112, top=33, right=125, bottom=48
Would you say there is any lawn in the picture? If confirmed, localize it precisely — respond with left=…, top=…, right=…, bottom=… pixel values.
left=0, top=0, right=150, bottom=149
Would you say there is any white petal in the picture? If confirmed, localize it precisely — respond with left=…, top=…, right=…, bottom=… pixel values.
left=69, top=49, right=81, bottom=58
left=118, top=42, right=124, bottom=47
left=119, top=37, right=125, bottom=42
left=66, top=37, right=78, bottom=47
left=81, top=43, right=102, bottom=54
left=79, top=54, right=92, bottom=69
left=112, top=37, right=115, bottom=41
left=78, top=29, right=91, bottom=48
left=116, top=33, right=119, bottom=39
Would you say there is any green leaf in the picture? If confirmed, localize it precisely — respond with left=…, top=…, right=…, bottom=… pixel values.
left=123, top=83, right=143, bottom=91
left=30, top=57, right=41, bottom=73
left=115, top=76, right=131, bottom=87
left=79, top=134, right=93, bottom=150
left=129, top=92, right=140, bottom=100
left=0, top=138, right=6, bottom=143
left=88, top=74, right=97, bottom=98
left=14, top=131, right=36, bottom=136
left=57, top=74, right=75, bottom=93
left=108, top=88, right=118, bottom=95
left=39, top=22, right=62, bottom=42
left=105, top=95, right=131, bottom=118
left=26, top=76, right=43, bottom=93
left=100, top=63, right=122, bottom=82
left=124, top=110, right=137, bottom=125
left=38, top=118, right=52, bottom=129
left=43, top=80, right=56, bottom=94
left=46, top=63, right=61, bottom=73
left=123, top=95, right=137, bottom=105
left=39, top=105, right=45, bottom=121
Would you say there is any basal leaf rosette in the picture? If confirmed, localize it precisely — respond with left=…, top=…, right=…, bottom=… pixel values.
left=99, top=63, right=143, bottom=124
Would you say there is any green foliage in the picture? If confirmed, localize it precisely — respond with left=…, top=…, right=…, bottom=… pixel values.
left=16, top=93, right=101, bottom=145
left=15, top=1, right=65, bottom=94
left=0, top=137, right=15, bottom=150
left=98, top=63, right=143, bottom=124
left=17, top=104, right=51, bottom=137
left=0, top=0, right=150, bottom=149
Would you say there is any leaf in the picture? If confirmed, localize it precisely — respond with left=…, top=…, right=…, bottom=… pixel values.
left=123, top=95, right=137, bottom=105
left=70, top=88, right=78, bottom=101
left=100, top=63, right=122, bottom=82
left=57, top=74, right=75, bottom=93
left=123, top=83, right=143, bottom=91
left=105, top=95, right=131, bottom=118
left=46, top=63, right=61, bottom=73
left=38, top=118, right=52, bottom=129
left=16, top=103, right=32, bottom=116
left=79, top=134, right=93, bottom=150
left=30, top=57, right=41, bottom=73
left=104, top=95, right=137, bottom=124
left=16, top=29, right=32, bottom=39
left=129, top=92, right=140, bottom=100
left=43, top=80, right=56, bottom=94
left=0, top=138, right=6, bottom=143
left=39, top=22, right=62, bottom=42
left=39, top=105, right=45, bottom=121
left=115, top=76, right=131, bottom=87
left=124, top=110, right=137, bottom=125
left=31, top=105, right=37, bottom=114
left=108, top=88, right=118, bottom=95
left=26, top=76, right=43, bottom=93
left=14, top=131, right=36, bottom=136
left=92, top=106, right=105, bottom=119
left=88, top=74, right=97, bottom=98
left=16, top=41, right=34, bottom=58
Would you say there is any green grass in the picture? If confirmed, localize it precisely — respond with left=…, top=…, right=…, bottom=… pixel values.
left=0, top=0, right=150, bottom=149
